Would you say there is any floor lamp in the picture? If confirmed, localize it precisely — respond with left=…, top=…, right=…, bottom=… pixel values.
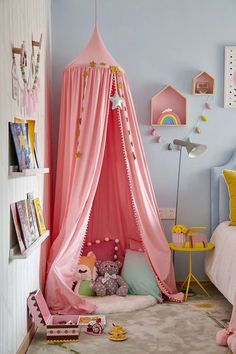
left=173, top=139, right=207, bottom=225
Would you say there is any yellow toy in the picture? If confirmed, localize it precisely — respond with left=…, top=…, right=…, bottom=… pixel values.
left=109, top=323, right=127, bottom=341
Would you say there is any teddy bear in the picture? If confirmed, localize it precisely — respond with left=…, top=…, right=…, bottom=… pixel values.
left=92, top=260, right=128, bottom=297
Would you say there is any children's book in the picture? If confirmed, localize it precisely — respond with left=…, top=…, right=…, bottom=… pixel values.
left=10, top=203, right=26, bottom=253
left=16, top=200, right=35, bottom=248
left=9, top=122, right=32, bottom=171
left=33, top=198, right=46, bottom=235
left=27, top=193, right=40, bottom=240
left=14, top=118, right=36, bottom=168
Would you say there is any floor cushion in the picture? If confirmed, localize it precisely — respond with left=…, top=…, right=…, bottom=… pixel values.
left=121, top=249, right=162, bottom=301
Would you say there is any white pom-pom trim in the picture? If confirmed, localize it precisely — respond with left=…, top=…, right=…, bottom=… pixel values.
left=114, top=246, right=118, bottom=251
left=95, top=240, right=101, bottom=244
left=115, top=239, right=119, bottom=244
left=87, top=242, right=92, bottom=246
left=104, top=237, right=110, bottom=242
left=114, top=254, right=118, bottom=259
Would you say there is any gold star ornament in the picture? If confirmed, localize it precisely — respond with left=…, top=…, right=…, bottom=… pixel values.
left=109, top=91, right=125, bottom=110
left=89, top=61, right=96, bottom=68
left=76, top=151, right=82, bottom=159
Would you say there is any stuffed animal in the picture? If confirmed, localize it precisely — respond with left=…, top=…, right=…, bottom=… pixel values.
left=92, top=260, right=128, bottom=297
left=216, top=294, right=236, bottom=354
left=72, top=252, right=98, bottom=296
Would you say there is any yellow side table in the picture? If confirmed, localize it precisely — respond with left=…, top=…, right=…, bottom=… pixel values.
left=169, top=242, right=215, bottom=301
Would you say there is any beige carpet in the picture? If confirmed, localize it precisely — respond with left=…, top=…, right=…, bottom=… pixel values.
left=27, top=284, right=233, bottom=354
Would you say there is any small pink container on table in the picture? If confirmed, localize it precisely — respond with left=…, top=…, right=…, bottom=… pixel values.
left=27, top=289, right=80, bottom=343
left=172, top=233, right=186, bottom=247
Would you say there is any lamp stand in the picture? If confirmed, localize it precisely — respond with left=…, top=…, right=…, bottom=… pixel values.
left=175, top=146, right=182, bottom=225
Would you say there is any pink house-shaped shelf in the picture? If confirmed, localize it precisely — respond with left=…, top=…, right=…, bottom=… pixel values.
left=192, top=71, right=215, bottom=95
left=151, top=85, right=187, bottom=126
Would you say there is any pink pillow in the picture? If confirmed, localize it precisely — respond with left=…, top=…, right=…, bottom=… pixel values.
left=128, top=238, right=144, bottom=252
left=82, top=239, right=119, bottom=261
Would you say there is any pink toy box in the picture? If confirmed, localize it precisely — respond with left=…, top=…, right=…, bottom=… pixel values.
left=27, top=289, right=80, bottom=343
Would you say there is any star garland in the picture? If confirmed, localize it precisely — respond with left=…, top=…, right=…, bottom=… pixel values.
left=75, top=68, right=90, bottom=159
left=110, top=70, right=137, bottom=160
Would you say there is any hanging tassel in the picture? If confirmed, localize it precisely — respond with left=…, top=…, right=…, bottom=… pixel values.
left=11, top=58, right=19, bottom=100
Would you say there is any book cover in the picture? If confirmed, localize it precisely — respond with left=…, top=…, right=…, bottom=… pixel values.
left=16, top=200, right=35, bottom=248
left=10, top=203, right=26, bottom=253
left=9, top=122, right=32, bottom=171
left=14, top=118, right=36, bottom=168
left=33, top=198, right=46, bottom=235
left=27, top=193, right=40, bottom=241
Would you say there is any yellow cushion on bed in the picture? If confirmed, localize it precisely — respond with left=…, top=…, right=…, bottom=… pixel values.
left=223, top=169, right=236, bottom=226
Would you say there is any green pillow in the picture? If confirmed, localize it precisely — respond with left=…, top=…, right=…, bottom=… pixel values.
left=121, top=249, right=162, bottom=301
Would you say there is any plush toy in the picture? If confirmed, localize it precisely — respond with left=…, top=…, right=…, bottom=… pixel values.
left=72, top=252, right=98, bottom=296
left=92, top=260, right=128, bottom=297
left=216, top=295, right=236, bottom=354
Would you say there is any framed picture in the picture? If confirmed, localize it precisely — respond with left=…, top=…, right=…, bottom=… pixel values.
left=224, top=46, right=236, bottom=108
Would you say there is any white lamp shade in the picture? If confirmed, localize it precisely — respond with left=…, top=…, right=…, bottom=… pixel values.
left=173, top=139, right=207, bottom=158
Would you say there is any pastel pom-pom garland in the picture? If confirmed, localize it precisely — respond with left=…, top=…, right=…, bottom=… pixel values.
left=85, top=237, right=120, bottom=261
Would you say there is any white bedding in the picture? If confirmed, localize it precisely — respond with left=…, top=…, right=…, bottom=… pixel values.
left=205, top=221, right=236, bottom=304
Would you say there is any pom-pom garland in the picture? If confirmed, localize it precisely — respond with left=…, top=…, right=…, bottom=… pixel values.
left=85, top=237, right=120, bottom=261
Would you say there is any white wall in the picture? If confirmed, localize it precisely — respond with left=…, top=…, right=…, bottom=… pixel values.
left=51, top=0, right=236, bottom=281
left=0, top=1, right=51, bottom=353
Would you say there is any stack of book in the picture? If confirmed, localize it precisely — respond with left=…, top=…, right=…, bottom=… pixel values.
left=11, top=193, right=46, bottom=253
left=9, top=118, right=39, bottom=172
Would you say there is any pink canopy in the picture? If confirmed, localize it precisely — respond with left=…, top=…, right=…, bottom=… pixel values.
left=45, top=27, right=183, bottom=314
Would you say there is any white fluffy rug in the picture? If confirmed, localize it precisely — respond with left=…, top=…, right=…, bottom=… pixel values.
left=83, top=295, right=157, bottom=313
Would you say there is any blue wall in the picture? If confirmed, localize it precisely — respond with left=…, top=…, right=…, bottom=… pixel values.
left=52, top=0, right=236, bottom=280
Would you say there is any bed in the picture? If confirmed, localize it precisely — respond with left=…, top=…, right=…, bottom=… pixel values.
left=205, top=150, right=236, bottom=305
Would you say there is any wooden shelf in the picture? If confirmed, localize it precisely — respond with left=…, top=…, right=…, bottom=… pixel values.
left=151, top=85, right=187, bottom=126
left=193, top=71, right=215, bottom=95
left=9, top=166, right=49, bottom=177
left=9, top=230, right=50, bottom=260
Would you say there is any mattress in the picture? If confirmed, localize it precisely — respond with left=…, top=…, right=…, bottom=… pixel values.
left=205, top=221, right=236, bottom=304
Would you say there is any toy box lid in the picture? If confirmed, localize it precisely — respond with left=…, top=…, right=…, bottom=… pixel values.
left=28, top=289, right=51, bottom=327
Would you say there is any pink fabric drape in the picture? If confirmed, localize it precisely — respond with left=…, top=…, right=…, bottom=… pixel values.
left=45, top=27, right=183, bottom=314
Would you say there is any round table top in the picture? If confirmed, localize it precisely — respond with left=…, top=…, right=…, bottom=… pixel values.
left=168, top=242, right=215, bottom=252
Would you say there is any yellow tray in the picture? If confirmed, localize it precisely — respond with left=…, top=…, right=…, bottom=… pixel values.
left=109, top=335, right=128, bottom=341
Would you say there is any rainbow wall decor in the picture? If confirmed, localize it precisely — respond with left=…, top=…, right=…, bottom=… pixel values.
left=157, top=109, right=181, bottom=126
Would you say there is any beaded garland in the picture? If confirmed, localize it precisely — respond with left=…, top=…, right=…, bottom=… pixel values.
left=11, top=35, right=42, bottom=116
